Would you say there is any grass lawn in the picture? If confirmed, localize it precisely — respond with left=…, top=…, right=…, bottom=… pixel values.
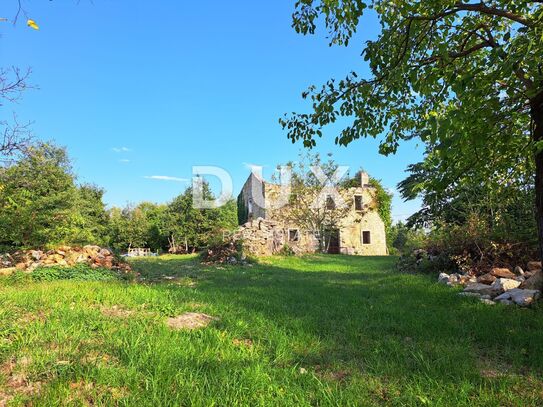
left=1, top=255, right=543, bottom=406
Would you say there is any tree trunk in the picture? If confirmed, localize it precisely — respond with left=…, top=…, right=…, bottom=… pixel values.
left=532, top=92, right=543, bottom=261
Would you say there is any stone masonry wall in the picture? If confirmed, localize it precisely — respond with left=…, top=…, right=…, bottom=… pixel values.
left=236, top=172, right=388, bottom=256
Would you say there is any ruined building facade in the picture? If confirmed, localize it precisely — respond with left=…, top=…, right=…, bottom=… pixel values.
left=236, top=171, right=387, bottom=256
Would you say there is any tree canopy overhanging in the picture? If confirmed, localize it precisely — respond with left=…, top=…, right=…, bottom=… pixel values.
left=281, top=1, right=543, bottom=257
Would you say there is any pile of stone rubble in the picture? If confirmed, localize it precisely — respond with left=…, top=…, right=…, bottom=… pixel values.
left=438, top=261, right=542, bottom=306
left=0, top=245, right=131, bottom=275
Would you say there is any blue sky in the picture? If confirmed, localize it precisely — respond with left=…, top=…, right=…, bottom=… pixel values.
left=1, top=0, right=423, bottom=222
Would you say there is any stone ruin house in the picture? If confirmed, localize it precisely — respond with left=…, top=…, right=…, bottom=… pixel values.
left=235, top=171, right=387, bottom=256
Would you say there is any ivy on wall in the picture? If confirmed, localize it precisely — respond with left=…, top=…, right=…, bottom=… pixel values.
left=237, top=193, right=248, bottom=225
left=369, top=177, right=393, bottom=234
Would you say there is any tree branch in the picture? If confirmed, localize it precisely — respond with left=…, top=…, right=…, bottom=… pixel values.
left=455, top=2, right=533, bottom=27
left=410, top=2, right=533, bottom=27
left=417, top=41, right=491, bottom=66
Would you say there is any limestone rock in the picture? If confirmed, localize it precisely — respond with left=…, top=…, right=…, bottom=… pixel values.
left=477, top=273, right=496, bottom=285
left=491, top=268, right=516, bottom=279
left=464, top=283, right=499, bottom=297
left=30, top=250, right=43, bottom=261
left=438, top=273, right=450, bottom=284
left=458, top=275, right=476, bottom=286
left=0, top=246, right=130, bottom=274
left=494, top=289, right=541, bottom=307
left=527, top=261, right=542, bottom=272
left=490, top=278, right=521, bottom=293
left=520, top=270, right=543, bottom=291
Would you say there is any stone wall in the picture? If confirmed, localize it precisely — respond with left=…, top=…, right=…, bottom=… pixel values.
left=238, top=173, right=266, bottom=222
left=235, top=218, right=318, bottom=257
left=236, top=172, right=388, bottom=257
left=337, top=187, right=388, bottom=256
left=265, top=184, right=388, bottom=256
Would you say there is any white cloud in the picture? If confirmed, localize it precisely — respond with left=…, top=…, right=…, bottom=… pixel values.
left=112, top=147, right=132, bottom=153
left=119, top=159, right=130, bottom=163
left=144, top=175, right=188, bottom=182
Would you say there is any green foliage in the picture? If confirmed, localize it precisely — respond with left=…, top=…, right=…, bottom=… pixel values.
left=368, top=177, right=392, bottom=234
left=0, top=142, right=109, bottom=248
left=108, top=182, right=238, bottom=253
left=283, top=1, right=543, bottom=255
left=108, top=203, right=170, bottom=252
left=278, top=244, right=295, bottom=256
left=237, top=193, right=248, bottom=225
left=70, top=184, right=109, bottom=246
left=387, top=222, right=426, bottom=255
left=284, top=1, right=541, bottom=153
left=400, top=156, right=537, bottom=244
left=166, top=183, right=238, bottom=251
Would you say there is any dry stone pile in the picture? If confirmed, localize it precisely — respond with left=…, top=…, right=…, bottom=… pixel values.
left=438, top=262, right=542, bottom=307
left=0, top=246, right=131, bottom=275
left=235, top=218, right=285, bottom=257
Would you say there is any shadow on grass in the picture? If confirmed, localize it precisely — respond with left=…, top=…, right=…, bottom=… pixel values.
left=147, top=255, right=543, bottom=384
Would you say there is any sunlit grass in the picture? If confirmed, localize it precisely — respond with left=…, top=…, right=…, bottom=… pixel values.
left=1, top=254, right=542, bottom=405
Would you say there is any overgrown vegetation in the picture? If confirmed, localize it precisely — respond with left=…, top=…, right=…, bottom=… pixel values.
left=268, top=153, right=355, bottom=252
left=398, top=157, right=538, bottom=273
left=0, top=143, right=108, bottom=249
left=387, top=222, right=426, bottom=256
left=19, top=264, right=122, bottom=283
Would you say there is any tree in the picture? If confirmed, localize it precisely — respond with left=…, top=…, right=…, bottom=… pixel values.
left=71, top=184, right=110, bottom=246
left=0, top=143, right=77, bottom=247
left=166, top=183, right=238, bottom=252
left=108, top=204, right=154, bottom=251
left=281, top=1, right=543, bottom=258
left=0, top=68, right=33, bottom=162
left=0, top=1, right=42, bottom=161
left=387, top=222, right=427, bottom=255
left=0, top=142, right=111, bottom=248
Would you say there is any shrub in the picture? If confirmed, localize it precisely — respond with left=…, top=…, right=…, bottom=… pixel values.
left=31, top=264, right=121, bottom=282
left=397, top=211, right=538, bottom=276
left=277, top=244, right=295, bottom=256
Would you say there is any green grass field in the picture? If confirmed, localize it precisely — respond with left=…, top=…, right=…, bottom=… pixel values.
left=1, top=255, right=542, bottom=406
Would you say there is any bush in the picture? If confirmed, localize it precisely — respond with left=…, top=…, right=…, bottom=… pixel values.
left=397, top=212, right=538, bottom=276
left=277, top=244, right=295, bottom=256
left=387, top=222, right=427, bottom=255
left=31, top=264, right=122, bottom=282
